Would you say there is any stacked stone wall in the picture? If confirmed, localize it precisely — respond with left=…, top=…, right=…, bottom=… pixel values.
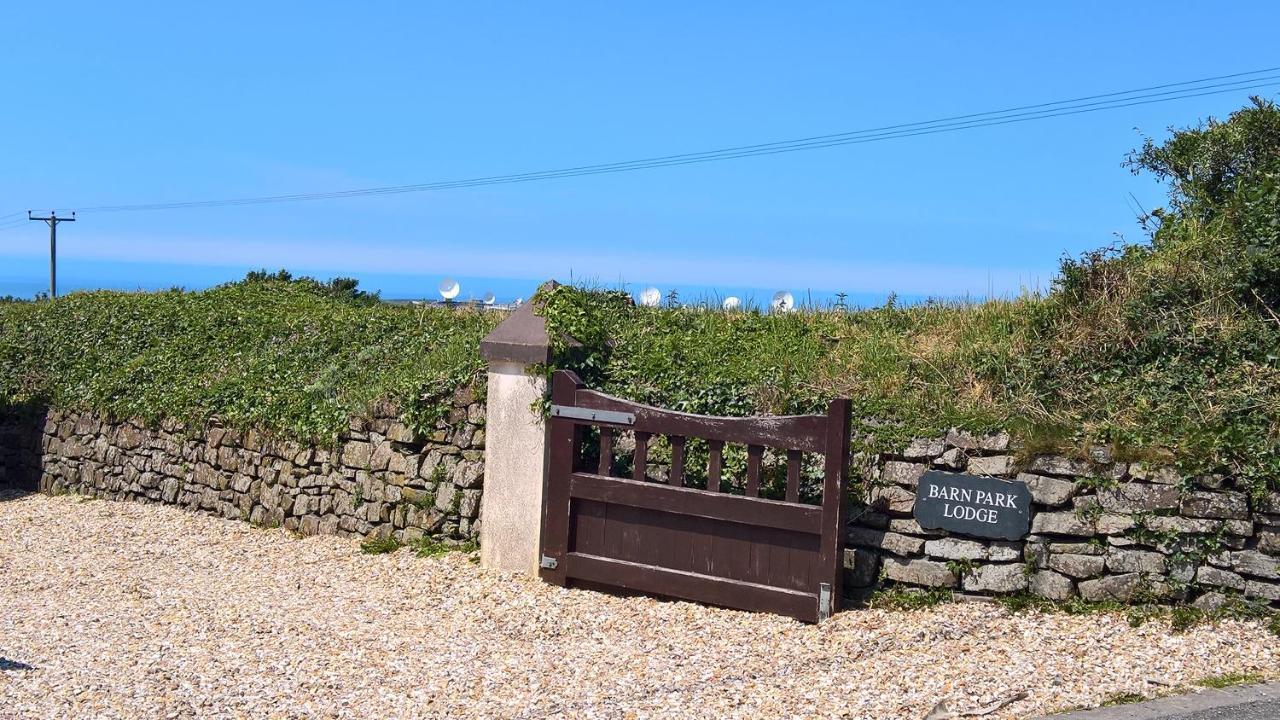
left=0, top=387, right=486, bottom=544
left=846, top=431, right=1280, bottom=609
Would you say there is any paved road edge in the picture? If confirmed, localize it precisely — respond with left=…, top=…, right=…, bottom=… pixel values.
left=1040, top=681, right=1280, bottom=720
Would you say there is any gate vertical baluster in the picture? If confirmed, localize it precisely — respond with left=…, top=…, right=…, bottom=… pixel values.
left=785, top=449, right=802, bottom=503
left=633, top=431, right=650, bottom=482
left=745, top=444, right=763, bottom=497
left=706, top=440, right=724, bottom=492
left=669, top=436, right=686, bottom=487
left=598, top=427, right=614, bottom=476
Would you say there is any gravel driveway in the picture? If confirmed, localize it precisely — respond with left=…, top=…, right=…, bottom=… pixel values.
left=1, top=490, right=1275, bottom=719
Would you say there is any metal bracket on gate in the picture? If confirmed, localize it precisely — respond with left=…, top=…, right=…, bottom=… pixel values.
left=540, top=555, right=559, bottom=570
left=817, top=583, right=833, bottom=622
left=550, top=405, right=636, bottom=426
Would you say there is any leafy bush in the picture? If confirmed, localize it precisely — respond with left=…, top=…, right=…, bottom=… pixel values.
left=536, top=99, right=1280, bottom=495
left=0, top=274, right=500, bottom=442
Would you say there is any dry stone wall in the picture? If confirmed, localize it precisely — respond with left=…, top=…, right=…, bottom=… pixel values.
left=0, top=387, right=486, bottom=544
left=846, top=430, right=1280, bottom=610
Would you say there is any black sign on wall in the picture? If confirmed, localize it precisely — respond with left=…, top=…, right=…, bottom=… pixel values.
left=913, top=470, right=1032, bottom=541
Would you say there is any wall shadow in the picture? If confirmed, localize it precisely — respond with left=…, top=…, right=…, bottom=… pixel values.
left=0, top=401, right=47, bottom=496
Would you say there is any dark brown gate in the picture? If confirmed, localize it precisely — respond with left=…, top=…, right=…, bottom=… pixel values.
left=540, top=370, right=852, bottom=622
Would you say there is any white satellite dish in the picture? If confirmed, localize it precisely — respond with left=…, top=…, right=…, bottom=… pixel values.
left=722, top=296, right=741, bottom=311
left=639, top=287, right=661, bottom=307
left=438, top=278, right=460, bottom=301
left=771, top=290, right=795, bottom=313
left=513, top=297, right=523, bottom=306
left=482, top=291, right=496, bottom=305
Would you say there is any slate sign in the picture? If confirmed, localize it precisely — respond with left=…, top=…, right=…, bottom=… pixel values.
left=913, top=470, right=1032, bottom=541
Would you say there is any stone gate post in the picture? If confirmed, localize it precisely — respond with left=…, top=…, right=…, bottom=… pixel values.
left=478, top=301, right=552, bottom=575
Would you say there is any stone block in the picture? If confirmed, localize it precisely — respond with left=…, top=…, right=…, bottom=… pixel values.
left=1096, top=483, right=1179, bottom=513
left=882, top=461, right=926, bottom=488
left=1179, top=490, right=1249, bottom=520
left=1078, top=573, right=1168, bottom=603
left=1030, top=511, right=1093, bottom=537
left=882, top=557, right=957, bottom=588
left=988, top=541, right=1021, bottom=562
left=903, top=437, right=945, bottom=460
left=944, top=429, right=1010, bottom=452
left=967, top=455, right=1014, bottom=476
left=868, top=485, right=916, bottom=515
left=924, top=538, right=988, bottom=561
left=847, top=527, right=924, bottom=556
left=1145, top=516, right=1221, bottom=535
left=1046, top=553, right=1105, bottom=579
left=433, top=483, right=457, bottom=514
left=1048, top=542, right=1103, bottom=556
left=1129, top=463, right=1180, bottom=484
left=1258, top=492, right=1280, bottom=514
left=1232, top=550, right=1279, bottom=580
left=962, top=563, right=1028, bottom=593
left=1258, top=529, right=1280, bottom=554
left=1106, top=548, right=1166, bottom=575
left=1243, top=580, right=1280, bottom=602
left=459, top=489, right=482, bottom=518
left=1028, top=455, right=1092, bottom=477
left=1195, top=565, right=1245, bottom=591
left=340, top=441, right=372, bottom=470
left=1030, top=570, right=1075, bottom=600
left=369, top=441, right=394, bottom=472
left=1018, top=472, right=1076, bottom=506
left=932, top=448, right=965, bottom=470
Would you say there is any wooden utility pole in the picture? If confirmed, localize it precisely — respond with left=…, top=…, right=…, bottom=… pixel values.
left=28, top=211, right=74, bottom=298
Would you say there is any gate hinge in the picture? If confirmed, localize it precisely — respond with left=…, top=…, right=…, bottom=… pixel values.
left=818, top=583, right=833, bottom=622
left=540, top=554, right=559, bottom=570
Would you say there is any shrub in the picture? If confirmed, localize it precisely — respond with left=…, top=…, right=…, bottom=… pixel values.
left=0, top=273, right=501, bottom=442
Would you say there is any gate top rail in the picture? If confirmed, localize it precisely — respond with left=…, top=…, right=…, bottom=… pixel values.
left=551, top=372, right=831, bottom=453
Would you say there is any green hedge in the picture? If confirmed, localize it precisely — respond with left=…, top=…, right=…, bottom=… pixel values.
left=0, top=279, right=501, bottom=442
left=536, top=100, right=1280, bottom=496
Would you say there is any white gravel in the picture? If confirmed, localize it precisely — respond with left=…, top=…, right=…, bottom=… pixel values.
left=1, top=490, right=1275, bottom=720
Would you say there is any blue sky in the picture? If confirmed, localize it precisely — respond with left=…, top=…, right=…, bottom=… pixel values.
left=2, top=3, right=1279, bottom=302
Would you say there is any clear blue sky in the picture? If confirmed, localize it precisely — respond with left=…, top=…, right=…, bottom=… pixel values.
left=2, top=3, right=1278, bottom=302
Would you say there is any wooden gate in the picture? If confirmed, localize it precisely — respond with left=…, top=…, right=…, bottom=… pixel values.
left=540, top=370, right=852, bottom=622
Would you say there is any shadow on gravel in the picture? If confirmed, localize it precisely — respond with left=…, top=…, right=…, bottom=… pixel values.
left=0, top=657, right=37, bottom=671
left=0, top=401, right=47, bottom=496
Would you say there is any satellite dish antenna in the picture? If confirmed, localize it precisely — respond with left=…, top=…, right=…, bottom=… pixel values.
left=482, top=291, right=495, bottom=305
left=639, top=287, right=661, bottom=307
left=771, top=290, right=795, bottom=313
left=438, top=278, right=460, bottom=301
left=513, top=297, right=523, bottom=306
left=722, top=296, right=741, bottom=311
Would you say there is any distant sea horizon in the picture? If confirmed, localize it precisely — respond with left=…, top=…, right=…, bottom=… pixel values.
left=0, top=258, right=1017, bottom=309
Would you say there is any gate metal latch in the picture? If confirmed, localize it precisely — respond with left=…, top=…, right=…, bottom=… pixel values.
left=550, top=405, right=636, bottom=426
left=540, top=555, right=559, bottom=570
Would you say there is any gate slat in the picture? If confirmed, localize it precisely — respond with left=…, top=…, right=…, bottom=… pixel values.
left=633, top=431, right=650, bottom=482
left=669, top=436, right=686, bottom=487
left=746, top=444, right=763, bottom=497
left=565, top=552, right=818, bottom=623
left=785, top=449, right=802, bottom=503
left=568, top=472, right=822, bottom=534
left=707, top=440, right=724, bottom=492
left=598, top=428, right=614, bottom=476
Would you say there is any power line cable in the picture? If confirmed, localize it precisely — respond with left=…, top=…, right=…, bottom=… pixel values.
left=21, top=67, right=1280, bottom=215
